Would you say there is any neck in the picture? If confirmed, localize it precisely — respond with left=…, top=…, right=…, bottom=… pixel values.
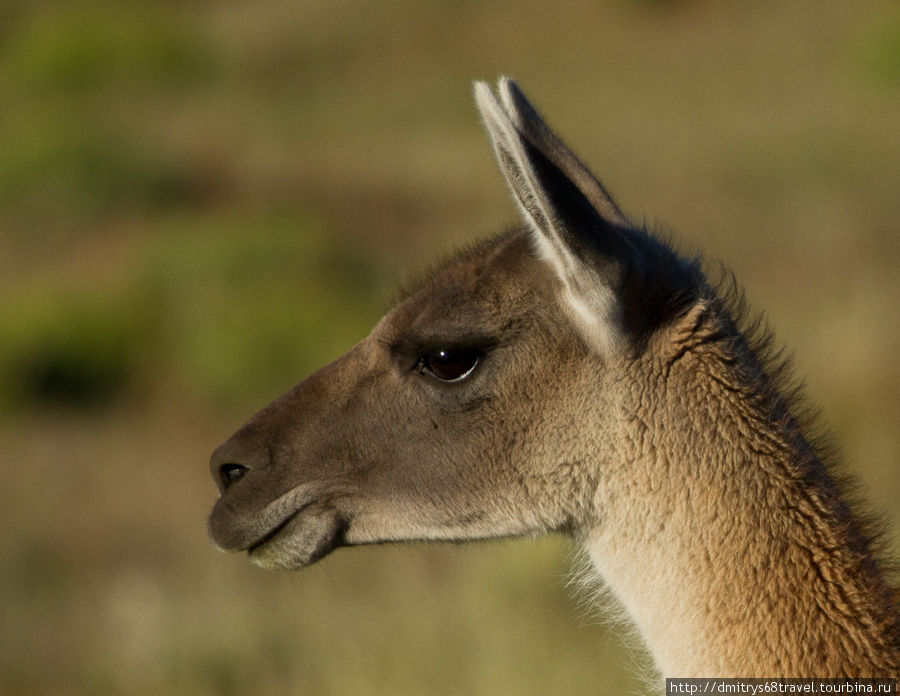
left=583, top=343, right=899, bottom=678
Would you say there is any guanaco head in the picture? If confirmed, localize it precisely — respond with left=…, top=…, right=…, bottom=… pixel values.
left=207, top=78, right=701, bottom=570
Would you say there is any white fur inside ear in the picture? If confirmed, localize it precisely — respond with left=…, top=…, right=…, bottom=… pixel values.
left=527, top=232, right=623, bottom=355
left=564, top=281, right=623, bottom=355
left=529, top=234, right=624, bottom=355
left=476, top=78, right=625, bottom=356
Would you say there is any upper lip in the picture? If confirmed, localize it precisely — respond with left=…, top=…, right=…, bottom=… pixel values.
left=210, top=484, right=317, bottom=552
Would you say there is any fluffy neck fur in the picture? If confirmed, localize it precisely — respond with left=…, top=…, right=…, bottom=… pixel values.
left=583, top=298, right=900, bottom=678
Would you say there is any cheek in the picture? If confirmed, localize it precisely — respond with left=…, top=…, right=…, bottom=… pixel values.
left=342, top=358, right=542, bottom=502
left=362, top=417, right=496, bottom=511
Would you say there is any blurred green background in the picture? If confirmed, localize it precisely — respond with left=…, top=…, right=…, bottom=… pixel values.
left=2, top=0, right=898, bottom=693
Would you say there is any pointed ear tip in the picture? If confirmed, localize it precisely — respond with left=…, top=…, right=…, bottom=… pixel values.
left=473, top=81, right=501, bottom=119
left=474, top=76, right=518, bottom=92
left=472, top=80, right=491, bottom=98
left=497, top=75, right=518, bottom=92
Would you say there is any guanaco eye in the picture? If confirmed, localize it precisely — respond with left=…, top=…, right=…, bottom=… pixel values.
left=419, top=349, right=480, bottom=383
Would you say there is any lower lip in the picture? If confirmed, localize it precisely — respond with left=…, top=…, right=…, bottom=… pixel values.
left=247, top=506, right=307, bottom=554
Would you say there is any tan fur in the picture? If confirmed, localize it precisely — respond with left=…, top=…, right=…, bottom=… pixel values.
left=208, top=79, right=899, bottom=680
left=587, top=304, right=899, bottom=675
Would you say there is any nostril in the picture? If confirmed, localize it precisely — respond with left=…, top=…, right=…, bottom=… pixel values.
left=219, top=463, right=248, bottom=491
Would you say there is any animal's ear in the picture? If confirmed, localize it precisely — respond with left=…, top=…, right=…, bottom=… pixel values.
left=474, top=77, right=635, bottom=353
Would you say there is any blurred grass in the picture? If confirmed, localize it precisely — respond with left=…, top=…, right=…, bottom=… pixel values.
left=1, top=0, right=898, bottom=693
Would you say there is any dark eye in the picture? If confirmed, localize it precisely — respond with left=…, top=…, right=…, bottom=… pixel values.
left=419, top=349, right=480, bottom=383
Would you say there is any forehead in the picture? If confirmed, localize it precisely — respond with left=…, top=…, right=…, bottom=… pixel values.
left=379, top=229, right=550, bottom=341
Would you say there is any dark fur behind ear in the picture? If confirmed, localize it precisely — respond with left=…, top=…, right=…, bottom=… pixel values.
left=616, top=224, right=705, bottom=348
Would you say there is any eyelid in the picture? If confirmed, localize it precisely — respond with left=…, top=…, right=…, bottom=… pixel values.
left=393, top=332, right=495, bottom=360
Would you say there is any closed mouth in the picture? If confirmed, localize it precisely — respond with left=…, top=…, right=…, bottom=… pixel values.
left=247, top=503, right=311, bottom=555
left=244, top=501, right=348, bottom=570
